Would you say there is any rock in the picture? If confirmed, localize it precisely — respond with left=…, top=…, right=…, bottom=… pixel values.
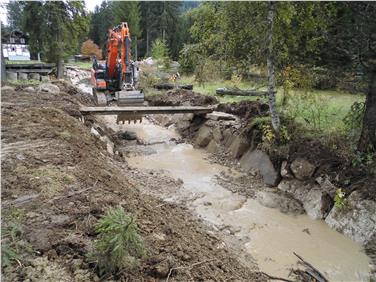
left=256, top=189, right=304, bottom=214
left=303, top=188, right=332, bottom=219
left=120, top=131, right=137, bottom=140
left=194, top=125, right=212, bottom=147
left=206, top=111, right=237, bottom=121
left=40, top=75, right=50, bottom=82
left=24, top=86, right=36, bottom=92
left=175, top=119, right=191, bottom=131
left=280, top=160, right=293, bottom=179
left=206, top=140, right=219, bottom=154
left=50, top=214, right=71, bottom=225
left=29, top=73, right=40, bottom=81
left=18, top=72, right=28, bottom=80
left=316, top=176, right=338, bottom=198
left=106, top=141, right=114, bottom=155
left=212, top=127, right=222, bottom=143
left=325, top=191, right=376, bottom=245
left=278, top=179, right=310, bottom=202
left=38, top=83, right=60, bottom=94
left=240, top=149, right=279, bottom=186
left=1, top=85, right=15, bottom=92
left=228, top=135, right=249, bottom=159
left=290, top=158, right=316, bottom=180
left=6, top=71, right=17, bottom=81
left=90, top=127, right=100, bottom=137
left=223, top=128, right=235, bottom=146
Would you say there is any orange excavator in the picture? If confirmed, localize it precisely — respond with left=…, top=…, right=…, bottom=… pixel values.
left=91, top=22, right=144, bottom=106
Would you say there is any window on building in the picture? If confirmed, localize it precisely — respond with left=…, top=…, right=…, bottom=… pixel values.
left=9, top=38, right=15, bottom=43
left=20, top=38, right=25, bottom=44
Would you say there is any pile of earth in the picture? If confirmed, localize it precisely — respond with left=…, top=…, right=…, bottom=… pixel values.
left=217, top=100, right=269, bottom=119
left=1, top=83, right=263, bottom=281
left=146, top=88, right=218, bottom=106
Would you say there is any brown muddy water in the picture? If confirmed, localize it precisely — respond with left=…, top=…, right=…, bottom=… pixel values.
left=101, top=114, right=371, bottom=281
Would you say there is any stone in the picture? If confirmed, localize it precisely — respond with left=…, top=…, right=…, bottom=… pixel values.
left=206, top=139, right=219, bottom=154
left=28, top=73, right=40, bottom=81
left=50, top=214, right=71, bottom=225
left=240, top=149, right=280, bottom=186
left=303, top=188, right=332, bottom=219
left=290, top=158, right=316, bottom=180
left=175, top=119, right=191, bottom=131
left=6, top=71, right=17, bottom=81
left=24, top=86, right=36, bottom=92
left=1, top=85, right=15, bottom=92
left=280, top=160, right=293, bottom=179
left=206, top=111, right=237, bottom=121
left=18, top=72, right=28, bottom=80
left=228, top=135, right=250, bottom=159
left=120, top=131, right=137, bottom=140
left=278, top=179, right=313, bottom=202
left=38, top=83, right=60, bottom=94
left=325, top=191, right=376, bottom=245
left=212, top=127, right=222, bottom=143
left=256, top=189, right=304, bottom=214
left=194, top=125, right=212, bottom=147
left=90, top=127, right=100, bottom=137
left=106, top=141, right=114, bottom=155
left=40, top=75, right=50, bottom=82
left=223, top=128, right=235, bottom=147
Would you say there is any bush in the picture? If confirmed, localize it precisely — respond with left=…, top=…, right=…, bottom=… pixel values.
left=81, top=39, right=102, bottom=60
left=89, top=206, right=145, bottom=276
left=178, top=44, right=200, bottom=74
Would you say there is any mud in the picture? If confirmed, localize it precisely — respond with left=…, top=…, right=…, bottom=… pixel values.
left=120, top=120, right=371, bottom=281
left=1, top=85, right=263, bottom=281
left=146, top=88, right=218, bottom=106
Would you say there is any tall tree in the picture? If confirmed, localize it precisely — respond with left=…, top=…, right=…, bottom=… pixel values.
left=267, top=1, right=280, bottom=133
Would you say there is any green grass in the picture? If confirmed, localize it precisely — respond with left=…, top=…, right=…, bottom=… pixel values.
left=177, top=75, right=365, bottom=134
left=69, top=61, right=92, bottom=70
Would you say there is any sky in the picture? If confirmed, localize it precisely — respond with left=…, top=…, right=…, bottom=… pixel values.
left=0, top=0, right=103, bottom=26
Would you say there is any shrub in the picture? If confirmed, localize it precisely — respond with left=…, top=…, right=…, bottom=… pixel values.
left=81, top=39, right=102, bottom=60
left=90, top=206, right=145, bottom=276
left=178, top=44, right=200, bottom=74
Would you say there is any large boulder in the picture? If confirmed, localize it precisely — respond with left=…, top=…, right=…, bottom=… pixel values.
left=240, top=149, right=279, bottom=186
left=228, top=135, right=249, bottom=159
left=18, top=72, right=28, bottom=80
left=325, top=191, right=376, bottom=245
left=303, top=188, right=332, bottom=219
left=206, top=139, right=219, bottom=154
left=29, top=73, right=40, bottom=81
left=280, top=160, right=293, bottom=179
left=6, top=71, right=17, bottom=81
left=256, top=189, right=304, bottom=214
left=290, top=158, right=316, bottom=180
left=212, top=127, right=222, bottom=143
left=38, top=83, right=60, bottom=94
left=278, top=179, right=333, bottom=219
left=194, top=125, right=212, bottom=147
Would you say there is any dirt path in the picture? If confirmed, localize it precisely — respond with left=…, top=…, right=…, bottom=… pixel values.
left=1, top=84, right=264, bottom=281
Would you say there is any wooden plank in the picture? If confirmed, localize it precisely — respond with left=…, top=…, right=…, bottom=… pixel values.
left=80, top=106, right=213, bottom=115
left=5, top=63, right=55, bottom=68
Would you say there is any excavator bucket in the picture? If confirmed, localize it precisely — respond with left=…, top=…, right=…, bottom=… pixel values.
left=115, top=90, right=145, bottom=124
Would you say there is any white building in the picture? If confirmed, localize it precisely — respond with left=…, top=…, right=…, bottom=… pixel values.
left=2, top=30, right=30, bottom=61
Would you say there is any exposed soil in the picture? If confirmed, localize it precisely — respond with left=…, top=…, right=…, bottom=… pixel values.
left=1, top=83, right=264, bottom=281
left=146, top=89, right=218, bottom=106
left=216, top=101, right=269, bottom=119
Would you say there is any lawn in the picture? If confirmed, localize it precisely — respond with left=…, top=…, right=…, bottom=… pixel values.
left=178, top=75, right=365, bottom=134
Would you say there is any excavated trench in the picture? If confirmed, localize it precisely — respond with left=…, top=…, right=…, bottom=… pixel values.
left=73, top=70, right=371, bottom=281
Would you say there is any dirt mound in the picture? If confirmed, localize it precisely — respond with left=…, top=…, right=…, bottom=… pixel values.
left=147, top=89, right=218, bottom=106
left=2, top=86, right=262, bottom=281
left=217, top=100, right=269, bottom=119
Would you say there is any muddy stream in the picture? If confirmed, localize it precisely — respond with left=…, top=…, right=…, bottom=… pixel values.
left=72, top=71, right=370, bottom=280
left=98, top=115, right=370, bottom=281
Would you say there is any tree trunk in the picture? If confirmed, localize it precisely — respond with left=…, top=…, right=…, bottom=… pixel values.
left=57, top=59, right=64, bottom=79
left=146, top=29, right=150, bottom=56
left=1, top=41, right=6, bottom=82
left=358, top=68, right=376, bottom=152
left=266, top=1, right=280, bottom=133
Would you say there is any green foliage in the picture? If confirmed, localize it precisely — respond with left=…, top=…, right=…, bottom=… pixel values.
left=90, top=206, right=145, bottom=276
left=151, top=38, right=169, bottom=60
left=1, top=209, right=33, bottom=269
left=334, top=188, right=346, bottom=209
left=179, top=44, right=200, bottom=74
left=343, top=101, right=365, bottom=140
